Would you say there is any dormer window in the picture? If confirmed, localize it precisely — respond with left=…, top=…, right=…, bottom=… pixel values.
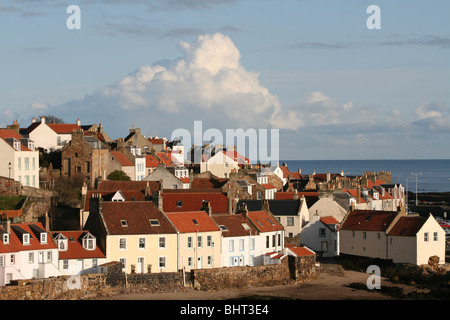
left=83, top=233, right=96, bottom=250
left=59, top=239, right=67, bottom=251
left=2, top=233, right=9, bottom=244
left=121, top=220, right=128, bottom=227
left=23, top=233, right=30, bottom=245
left=40, top=233, right=47, bottom=244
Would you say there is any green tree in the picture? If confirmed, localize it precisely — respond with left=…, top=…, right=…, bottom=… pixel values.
left=107, top=170, right=131, bottom=181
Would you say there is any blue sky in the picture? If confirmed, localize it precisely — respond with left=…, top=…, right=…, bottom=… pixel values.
left=1, top=0, right=450, bottom=161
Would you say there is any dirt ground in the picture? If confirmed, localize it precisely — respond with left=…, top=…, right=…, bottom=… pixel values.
left=98, top=264, right=422, bottom=300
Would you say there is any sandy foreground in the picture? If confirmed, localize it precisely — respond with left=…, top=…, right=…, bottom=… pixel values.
left=97, top=266, right=421, bottom=301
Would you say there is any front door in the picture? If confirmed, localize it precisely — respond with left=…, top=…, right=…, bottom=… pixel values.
left=197, top=256, right=202, bottom=269
left=137, top=257, right=144, bottom=273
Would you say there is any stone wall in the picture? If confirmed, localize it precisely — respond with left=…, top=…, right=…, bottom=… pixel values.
left=289, top=254, right=319, bottom=281
left=0, top=256, right=319, bottom=299
left=191, top=258, right=293, bottom=291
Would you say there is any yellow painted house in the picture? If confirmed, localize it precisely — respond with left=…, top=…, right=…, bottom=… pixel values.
left=85, top=195, right=178, bottom=273
left=165, top=211, right=222, bottom=271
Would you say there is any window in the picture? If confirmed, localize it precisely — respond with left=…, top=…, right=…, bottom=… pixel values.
left=93, top=259, right=98, bottom=269
left=28, top=252, right=34, bottom=263
left=272, top=235, right=276, bottom=247
left=229, top=240, right=234, bottom=252
left=10, top=254, right=15, bottom=265
left=207, top=255, right=213, bottom=266
left=83, top=237, right=95, bottom=250
left=176, top=200, right=182, bottom=207
left=377, top=233, right=381, bottom=240
left=3, top=234, right=9, bottom=244
left=0, top=256, right=3, bottom=267
left=139, top=238, right=146, bottom=249
left=278, top=234, right=281, bottom=246
left=63, top=260, right=69, bottom=270
left=121, top=220, right=128, bottom=227
left=59, top=240, right=66, bottom=251
left=149, top=219, right=160, bottom=226
left=159, top=257, right=166, bottom=269
left=287, top=217, right=294, bottom=226
left=25, top=157, right=30, bottom=170
left=187, top=236, right=193, bottom=249
left=159, top=237, right=166, bottom=249
left=197, top=236, right=202, bottom=248
left=47, top=251, right=52, bottom=262
left=352, top=230, right=355, bottom=238
left=424, top=232, right=429, bottom=242
left=18, top=157, right=21, bottom=170
left=23, top=234, right=30, bottom=245
left=32, top=157, right=35, bottom=170
left=40, top=233, right=47, bottom=244
left=266, top=236, right=269, bottom=248
left=119, top=238, right=127, bottom=250
left=434, top=232, right=438, bottom=241
left=250, top=238, right=255, bottom=250
left=187, top=257, right=193, bottom=268
left=119, top=258, right=126, bottom=270
left=239, top=239, right=244, bottom=251
left=207, top=235, right=213, bottom=247
left=363, top=232, right=367, bottom=240
left=319, top=228, right=326, bottom=237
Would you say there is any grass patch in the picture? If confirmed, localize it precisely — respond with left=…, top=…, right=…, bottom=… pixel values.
left=0, top=196, right=26, bottom=210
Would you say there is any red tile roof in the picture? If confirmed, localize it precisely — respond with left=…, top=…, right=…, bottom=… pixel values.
left=286, top=244, right=315, bottom=256
left=162, top=190, right=229, bottom=214
left=97, top=180, right=159, bottom=192
left=247, top=210, right=284, bottom=233
left=340, top=210, right=399, bottom=231
left=279, top=166, right=290, bottom=178
left=320, top=216, right=340, bottom=225
left=190, top=177, right=228, bottom=189
left=0, top=223, right=57, bottom=254
left=0, top=129, right=31, bottom=151
left=387, top=216, right=427, bottom=236
left=100, top=201, right=177, bottom=235
left=52, top=231, right=106, bottom=259
left=47, top=123, right=81, bottom=134
left=165, top=211, right=220, bottom=233
left=111, top=151, right=134, bottom=166
left=261, top=183, right=276, bottom=190
left=156, top=152, right=173, bottom=166
left=145, top=154, right=160, bottom=168
left=223, top=151, right=249, bottom=164
left=274, top=191, right=319, bottom=199
left=212, top=213, right=258, bottom=237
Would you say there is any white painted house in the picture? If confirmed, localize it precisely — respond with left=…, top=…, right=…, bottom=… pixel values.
left=20, top=116, right=82, bottom=152
left=0, top=222, right=60, bottom=286
left=300, top=214, right=340, bottom=257
left=0, top=129, right=39, bottom=188
left=213, top=213, right=259, bottom=267
left=52, top=230, right=107, bottom=275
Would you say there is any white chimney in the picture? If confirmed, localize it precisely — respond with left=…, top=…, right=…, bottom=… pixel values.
left=41, top=116, right=45, bottom=124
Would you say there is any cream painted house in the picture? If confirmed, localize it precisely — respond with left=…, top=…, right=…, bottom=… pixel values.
left=165, top=211, right=221, bottom=271
left=200, top=151, right=239, bottom=178
left=387, top=214, right=446, bottom=265
left=300, top=215, right=340, bottom=257
left=308, top=196, right=348, bottom=223
left=84, top=197, right=178, bottom=274
left=339, top=208, right=445, bottom=265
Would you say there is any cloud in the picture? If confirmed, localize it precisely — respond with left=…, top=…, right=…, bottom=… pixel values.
left=29, top=102, right=49, bottom=110
left=412, top=101, right=450, bottom=133
left=53, top=32, right=282, bottom=135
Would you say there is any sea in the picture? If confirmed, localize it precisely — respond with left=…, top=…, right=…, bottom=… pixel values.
left=280, top=159, right=450, bottom=193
